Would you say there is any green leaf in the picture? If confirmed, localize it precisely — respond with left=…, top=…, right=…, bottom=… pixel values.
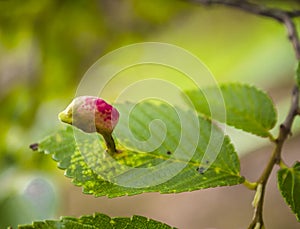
left=186, top=83, right=277, bottom=137
left=297, top=61, right=300, bottom=89
left=277, top=162, right=300, bottom=221
left=18, top=213, right=174, bottom=229
left=36, top=101, right=244, bottom=197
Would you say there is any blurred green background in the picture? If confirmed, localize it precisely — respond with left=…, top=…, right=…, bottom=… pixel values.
left=0, top=0, right=300, bottom=228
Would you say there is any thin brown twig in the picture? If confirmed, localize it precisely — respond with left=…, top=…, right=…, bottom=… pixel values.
left=191, top=0, right=300, bottom=19
left=190, top=0, right=300, bottom=58
left=248, top=86, right=299, bottom=229
left=282, top=14, right=300, bottom=59
left=188, top=0, right=300, bottom=228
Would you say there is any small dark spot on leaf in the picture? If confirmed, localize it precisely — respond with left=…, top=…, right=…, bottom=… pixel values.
left=197, top=166, right=205, bottom=174
left=167, top=151, right=172, bottom=155
left=205, top=160, right=209, bottom=164
left=29, top=143, right=39, bottom=151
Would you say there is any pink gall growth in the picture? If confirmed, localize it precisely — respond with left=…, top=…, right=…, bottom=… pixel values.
left=59, top=96, right=119, bottom=153
left=59, top=96, right=119, bottom=135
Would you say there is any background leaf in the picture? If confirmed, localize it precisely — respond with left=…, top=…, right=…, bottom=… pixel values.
left=277, top=162, right=300, bottom=221
left=19, top=213, right=173, bottom=229
left=186, top=83, right=277, bottom=137
left=36, top=101, right=244, bottom=197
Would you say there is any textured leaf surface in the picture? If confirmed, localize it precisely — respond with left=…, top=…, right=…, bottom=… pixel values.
left=19, top=213, right=173, bottom=229
left=36, top=101, right=243, bottom=197
left=277, top=162, right=300, bottom=221
left=186, top=83, right=277, bottom=137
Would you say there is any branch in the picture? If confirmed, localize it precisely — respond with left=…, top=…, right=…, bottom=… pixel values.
left=190, top=0, right=300, bottom=19
left=191, top=0, right=300, bottom=59
left=188, top=0, right=300, bottom=228
left=282, top=15, right=300, bottom=59
left=248, top=86, right=299, bottom=229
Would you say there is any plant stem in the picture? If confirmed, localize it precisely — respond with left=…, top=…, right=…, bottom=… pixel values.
left=249, top=86, right=299, bottom=228
left=279, top=159, right=289, bottom=169
left=190, top=1, right=300, bottom=19
left=102, top=133, right=118, bottom=155
left=243, top=179, right=258, bottom=190
left=188, top=1, right=300, bottom=228
left=189, top=1, right=300, bottom=59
